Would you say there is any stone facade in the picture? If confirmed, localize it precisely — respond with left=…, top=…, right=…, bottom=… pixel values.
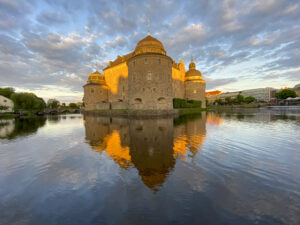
left=83, top=34, right=206, bottom=111
left=83, top=83, right=108, bottom=110
left=127, top=54, right=173, bottom=110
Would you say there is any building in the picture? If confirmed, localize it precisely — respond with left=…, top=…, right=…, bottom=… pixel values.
left=0, top=95, right=14, bottom=113
left=207, top=87, right=276, bottom=103
left=83, top=34, right=206, bottom=111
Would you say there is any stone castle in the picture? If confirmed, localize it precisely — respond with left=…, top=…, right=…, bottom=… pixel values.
left=83, top=33, right=206, bottom=111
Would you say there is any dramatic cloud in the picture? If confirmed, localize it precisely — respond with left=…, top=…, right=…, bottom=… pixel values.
left=0, top=0, right=299, bottom=102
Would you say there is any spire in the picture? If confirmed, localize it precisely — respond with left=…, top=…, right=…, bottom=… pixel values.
left=147, top=18, right=150, bottom=36
left=189, top=55, right=196, bottom=70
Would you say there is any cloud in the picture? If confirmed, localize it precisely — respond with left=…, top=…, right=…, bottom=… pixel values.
left=37, top=11, right=68, bottom=25
left=205, top=77, right=238, bottom=90
left=0, top=0, right=299, bottom=101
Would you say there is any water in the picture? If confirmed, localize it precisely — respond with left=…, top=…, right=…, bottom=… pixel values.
left=0, top=110, right=299, bottom=225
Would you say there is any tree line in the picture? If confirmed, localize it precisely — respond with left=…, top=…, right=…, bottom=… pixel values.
left=0, top=87, right=80, bottom=112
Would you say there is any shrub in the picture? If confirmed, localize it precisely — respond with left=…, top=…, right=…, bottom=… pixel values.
left=275, top=89, right=297, bottom=99
left=0, top=105, right=9, bottom=110
left=244, top=96, right=257, bottom=103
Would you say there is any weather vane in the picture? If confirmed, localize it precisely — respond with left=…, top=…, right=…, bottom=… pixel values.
left=147, top=18, right=150, bottom=36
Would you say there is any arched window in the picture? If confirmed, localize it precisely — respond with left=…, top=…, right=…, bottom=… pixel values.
left=147, top=72, right=152, bottom=80
left=158, top=97, right=165, bottom=102
left=134, top=98, right=142, bottom=103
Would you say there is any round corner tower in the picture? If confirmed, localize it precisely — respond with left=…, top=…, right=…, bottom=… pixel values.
left=83, top=71, right=108, bottom=110
left=184, top=59, right=206, bottom=108
left=127, top=35, right=173, bottom=110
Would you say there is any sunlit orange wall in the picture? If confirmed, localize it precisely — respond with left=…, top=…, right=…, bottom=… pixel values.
left=103, top=62, right=128, bottom=94
left=172, top=60, right=185, bottom=82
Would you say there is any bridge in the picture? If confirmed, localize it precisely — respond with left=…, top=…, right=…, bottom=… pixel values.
left=44, top=108, right=82, bottom=115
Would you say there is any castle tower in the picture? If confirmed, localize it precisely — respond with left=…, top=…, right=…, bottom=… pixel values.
left=127, top=35, right=173, bottom=110
left=83, top=70, right=108, bottom=110
left=184, top=59, right=206, bottom=108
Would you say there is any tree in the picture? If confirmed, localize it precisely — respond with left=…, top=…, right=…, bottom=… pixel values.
left=47, top=99, right=60, bottom=109
left=244, top=96, right=256, bottom=103
left=214, top=98, right=224, bottom=105
left=10, top=93, right=46, bottom=111
left=225, top=97, right=232, bottom=104
left=0, top=87, right=15, bottom=99
left=234, top=94, right=244, bottom=104
left=275, top=89, right=297, bottom=99
left=69, top=103, right=79, bottom=109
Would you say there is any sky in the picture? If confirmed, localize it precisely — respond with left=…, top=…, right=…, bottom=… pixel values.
left=0, top=0, right=299, bottom=103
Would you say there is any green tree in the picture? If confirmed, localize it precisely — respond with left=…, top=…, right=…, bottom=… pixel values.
left=0, top=87, right=15, bottom=99
left=47, top=99, right=60, bottom=109
left=214, top=98, right=224, bottom=105
left=234, top=94, right=244, bottom=104
left=10, top=93, right=46, bottom=111
left=69, top=103, right=79, bottom=109
left=225, top=97, right=232, bottom=104
left=244, top=96, right=257, bottom=103
left=275, top=89, right=297, bottom=99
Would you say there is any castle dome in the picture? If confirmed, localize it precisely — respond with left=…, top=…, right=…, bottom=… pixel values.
left=134, top=35, right=166, bottom=55
left=87, top=70, right=106, bottom=84
left=185, top=60, right=205, bottom=82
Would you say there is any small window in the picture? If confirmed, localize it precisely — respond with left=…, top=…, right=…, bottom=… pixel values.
left=134, top=98, right=142, bottom=103
left=91, top=89, right=94, bottom=93
left=142, top=88, right=145, bottom=92
left=147, top=72, right=152, bottom=80
left=153, top=88, right=156, bottom=92
left=158, top=97, right=165, bottom=102
left=4, top=99, right=7, bottom=102
left=158, top=59, right=161, bottom=64
left=144, top=58, right=148, bottom=64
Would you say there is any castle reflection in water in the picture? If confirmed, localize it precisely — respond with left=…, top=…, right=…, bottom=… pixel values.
left=84, top=113, right=222, bottom=191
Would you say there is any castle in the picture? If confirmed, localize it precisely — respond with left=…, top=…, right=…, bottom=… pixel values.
left=83, top=33, right=206, bottom=111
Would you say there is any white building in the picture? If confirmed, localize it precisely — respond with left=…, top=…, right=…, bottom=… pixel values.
left=218, top=88, right=275, bottom=102
left=0, top=95, right=14, bottom=113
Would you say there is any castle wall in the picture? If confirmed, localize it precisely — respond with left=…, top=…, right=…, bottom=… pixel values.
left=185, top=81, right=206, bottom=108
left=172, top=60, right=186, bottom=99
left=84, top=84, right=108, bottom=110
left=103, top=62, right=128, bottom=103
left=127, top=54, right=173, bottom=110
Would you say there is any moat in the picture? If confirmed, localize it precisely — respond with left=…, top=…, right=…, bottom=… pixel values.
left=0, top=109, right=299, bottom=225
